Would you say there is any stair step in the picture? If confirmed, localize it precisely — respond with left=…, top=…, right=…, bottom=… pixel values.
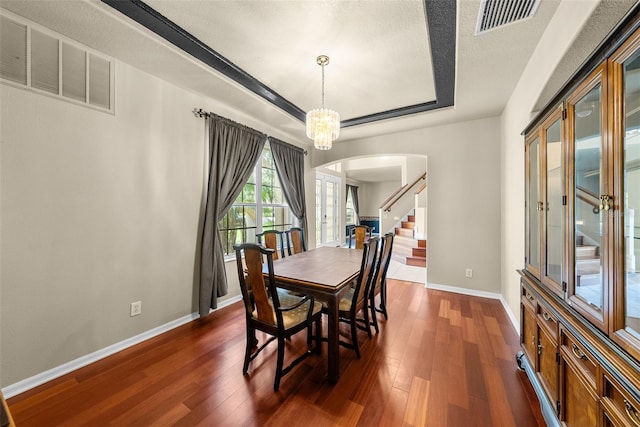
left=401, top=221, right=415, bottom=229
left=406, top=256, right=426, bottom=267
left=407, top=215, right=415, bottom=222
left=576, top=245, right=598, bottom=258
left=395, top=228, right=414, bottom=237
left=412, top=247, right=426, bottom=257
left=417, top=239, right=426, bottom=248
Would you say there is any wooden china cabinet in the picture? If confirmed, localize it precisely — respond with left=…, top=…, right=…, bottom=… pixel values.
left=518, top=7, right=640, bottom=427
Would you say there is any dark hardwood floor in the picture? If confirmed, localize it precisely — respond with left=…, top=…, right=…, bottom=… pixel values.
left=8, top=279, right=544, bottom=426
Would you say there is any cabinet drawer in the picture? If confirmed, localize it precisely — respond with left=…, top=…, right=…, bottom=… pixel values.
left=537, top=303, right=558, bottom=340
left=522, top=286, right=537, bottom=310
left=560, top=326, right=597, bottom=388
left=602, top=373, right=640, bottom=427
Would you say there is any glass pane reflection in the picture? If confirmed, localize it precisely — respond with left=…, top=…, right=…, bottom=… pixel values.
left=624, top=52, right=640, bottom=338
left=574, top=84, right=604, bottom=310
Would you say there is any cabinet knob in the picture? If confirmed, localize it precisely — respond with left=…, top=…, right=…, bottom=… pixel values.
left=542, top=311, right=552, bottom=322
left=537, top=201, right=544, bottom=211
left=625, top=400, right=640, bottom=427
left=571, top=343, right=587, bottom=361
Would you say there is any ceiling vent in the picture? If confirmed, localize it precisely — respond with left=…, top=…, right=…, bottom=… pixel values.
left=475, top=0, right=540, bottom=35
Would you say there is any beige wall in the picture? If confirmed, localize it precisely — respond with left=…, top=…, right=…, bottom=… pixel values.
left=0, top=59, right=306, bottom=388
left=313, top=117, right=502, bottom=294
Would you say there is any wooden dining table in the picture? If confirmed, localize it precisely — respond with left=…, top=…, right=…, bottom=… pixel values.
left=264, top=246, right=363, bottom=384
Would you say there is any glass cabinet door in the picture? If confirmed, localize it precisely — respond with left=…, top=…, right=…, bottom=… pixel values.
left=542, top=112, right=564, bottom=296
left=611, top=36, right=640, bottom=359
left=526, top=133, right=541, bottom=278
left=567, top=64, right=609, bottom=331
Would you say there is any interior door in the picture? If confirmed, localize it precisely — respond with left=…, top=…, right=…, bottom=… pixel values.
left=316, top=173, right=341, bottom=247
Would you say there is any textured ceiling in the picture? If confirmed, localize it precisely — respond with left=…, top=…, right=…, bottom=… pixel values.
left=0, top=0, right=563, bottom=146
left=146, top=0, right=437, bottom=120
left=3, top=0, right=635, bottom=183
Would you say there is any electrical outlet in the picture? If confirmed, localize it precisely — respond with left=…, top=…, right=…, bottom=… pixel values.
left=130, top=301, right=142, bottom=317
left=465, top=268, right=473, bottom=278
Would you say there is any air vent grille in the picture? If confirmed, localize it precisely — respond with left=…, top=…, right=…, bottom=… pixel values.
left=476, top=0, right=540, bottom=34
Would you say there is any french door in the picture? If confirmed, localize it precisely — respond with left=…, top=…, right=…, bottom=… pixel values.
left=315, top=173, right=341, bottom=247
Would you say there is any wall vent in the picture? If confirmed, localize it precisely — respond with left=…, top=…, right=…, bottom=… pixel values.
left=475, top=0, right=540, bottom=35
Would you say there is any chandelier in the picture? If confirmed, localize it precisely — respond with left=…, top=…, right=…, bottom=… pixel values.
left=306, top=55, right=340, bottom=150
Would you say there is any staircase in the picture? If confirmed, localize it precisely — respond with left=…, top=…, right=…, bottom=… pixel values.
left=392, top=213, right=426, bottom=267
left=576, top=235, right=600, bottom=286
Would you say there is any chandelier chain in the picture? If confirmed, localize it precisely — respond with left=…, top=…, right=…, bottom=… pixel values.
left=321, top=62, right=325, bottom=108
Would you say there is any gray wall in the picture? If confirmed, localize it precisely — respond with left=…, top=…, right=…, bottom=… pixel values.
left=313, top=118, right=502, bottom=293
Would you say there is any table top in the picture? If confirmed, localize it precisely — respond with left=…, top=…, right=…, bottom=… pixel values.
left=267, top=246, right=363, bottom=291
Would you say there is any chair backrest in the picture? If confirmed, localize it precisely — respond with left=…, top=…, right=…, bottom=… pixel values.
left=371, top=232, right=394, bottom=298
left=286, top=227, right=307, bottom=255
left=234, top=243, right=281, bottom=326
left=350, top=225, right=372, bottom=249
left=256, top=230, right=286, bottom=259
left=351, top=237, right=380, bottom=311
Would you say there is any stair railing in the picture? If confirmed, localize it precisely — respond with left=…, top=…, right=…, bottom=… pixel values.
left=380, top=173, right=426, bottom=212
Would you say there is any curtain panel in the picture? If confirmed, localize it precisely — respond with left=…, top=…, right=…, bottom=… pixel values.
left=199, top=114, right=266, bottom=317
left=269, top=137, right=308, bottom=244
left=348, top=184, right=360, bottom=225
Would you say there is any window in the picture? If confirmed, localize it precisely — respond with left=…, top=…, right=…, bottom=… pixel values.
left=218, top=143, right=291, bottom=255
left=346, top=189, right=356, bottom=224
left=0, top=13, right=113, bottom=112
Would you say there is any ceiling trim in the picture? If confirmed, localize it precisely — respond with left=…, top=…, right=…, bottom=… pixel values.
left=102, top=0, right=456, bottom=128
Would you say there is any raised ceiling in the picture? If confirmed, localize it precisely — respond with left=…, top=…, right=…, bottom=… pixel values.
left=0, top=0, right=567, bottom=146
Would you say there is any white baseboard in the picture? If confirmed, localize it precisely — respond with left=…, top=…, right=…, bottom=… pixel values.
left=2, top=295, right=242, bottom=399
left=425, top=282, right=519, bottom=333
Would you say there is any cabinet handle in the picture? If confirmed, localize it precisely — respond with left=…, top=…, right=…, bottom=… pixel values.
left=599, top=195, right=612, bottom=211
left=542, top=312, right=552, bottom=322
left=624, top=400, right=640, bottom=427
left=537, top=343, right=543, bottom=355
left=532, top=336, right=535, bottom=347
left=537, top=201, right=544, bottom=211
left=527, top=293, right=535, bottom=302
left=571, top=343, right=587, bottom=361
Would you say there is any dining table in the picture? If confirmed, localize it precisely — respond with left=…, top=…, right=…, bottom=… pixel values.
left=263, top=246, right=363, bottom=384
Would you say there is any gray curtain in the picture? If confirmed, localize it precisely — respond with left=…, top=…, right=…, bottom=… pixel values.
left=199, top=114, right=266, bottom=317
left=269, top=137, right=308, bottom=244
left=348, top=184, right=360, bottom=225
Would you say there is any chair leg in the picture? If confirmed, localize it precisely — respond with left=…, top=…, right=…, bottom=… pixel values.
left=370, top=295, right=379, bottom=334
left=362, top=304, right=372, bottom=339
left=315, top=317, right=322, bottom=355
left=380, top=280, right=389, bottom=320
left=350, top=317, right=361, bottom=358
left=243, top=325, right=254, bottom=374
left=274, top=337, right=285, bottom=391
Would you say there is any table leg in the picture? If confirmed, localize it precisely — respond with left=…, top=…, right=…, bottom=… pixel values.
left=326, top=294, right=340, bottom=384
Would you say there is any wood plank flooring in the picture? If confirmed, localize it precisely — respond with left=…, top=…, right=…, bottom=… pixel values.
left=8, top=280, right=544, bottom=426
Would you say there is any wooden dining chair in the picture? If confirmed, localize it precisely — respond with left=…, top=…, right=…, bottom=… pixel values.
left=234, top=243, right=322, bottom=391
left=325, top=237, right=379, bottom=358
left=348, top=225, right=372, bottom=249
left=256, top=230, right=286, bottom=259
left=369, top=232, right=395, bottom=333
left=285, top=227, right=307, bottom=255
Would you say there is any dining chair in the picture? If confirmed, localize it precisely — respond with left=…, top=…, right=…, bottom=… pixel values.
left=234, top=243, right=322, bottom=391
left=256, top=230, right=286, bottom=259
left=285, top=227, right=306, bottom=255
left=348, top=225, right=372, bottom=249
left=369, top=232, right=395, bottom=333
left=325, top=237, right=379, bottom=358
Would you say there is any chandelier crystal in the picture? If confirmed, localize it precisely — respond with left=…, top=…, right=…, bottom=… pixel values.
left=306, top=55, right=340, bottom=150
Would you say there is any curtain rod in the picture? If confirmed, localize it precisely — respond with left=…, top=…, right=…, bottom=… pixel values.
left=193, top=108, right=308, bottom=155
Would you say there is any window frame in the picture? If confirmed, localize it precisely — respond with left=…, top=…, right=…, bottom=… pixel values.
left=219, top=142, right=292, bottom=258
